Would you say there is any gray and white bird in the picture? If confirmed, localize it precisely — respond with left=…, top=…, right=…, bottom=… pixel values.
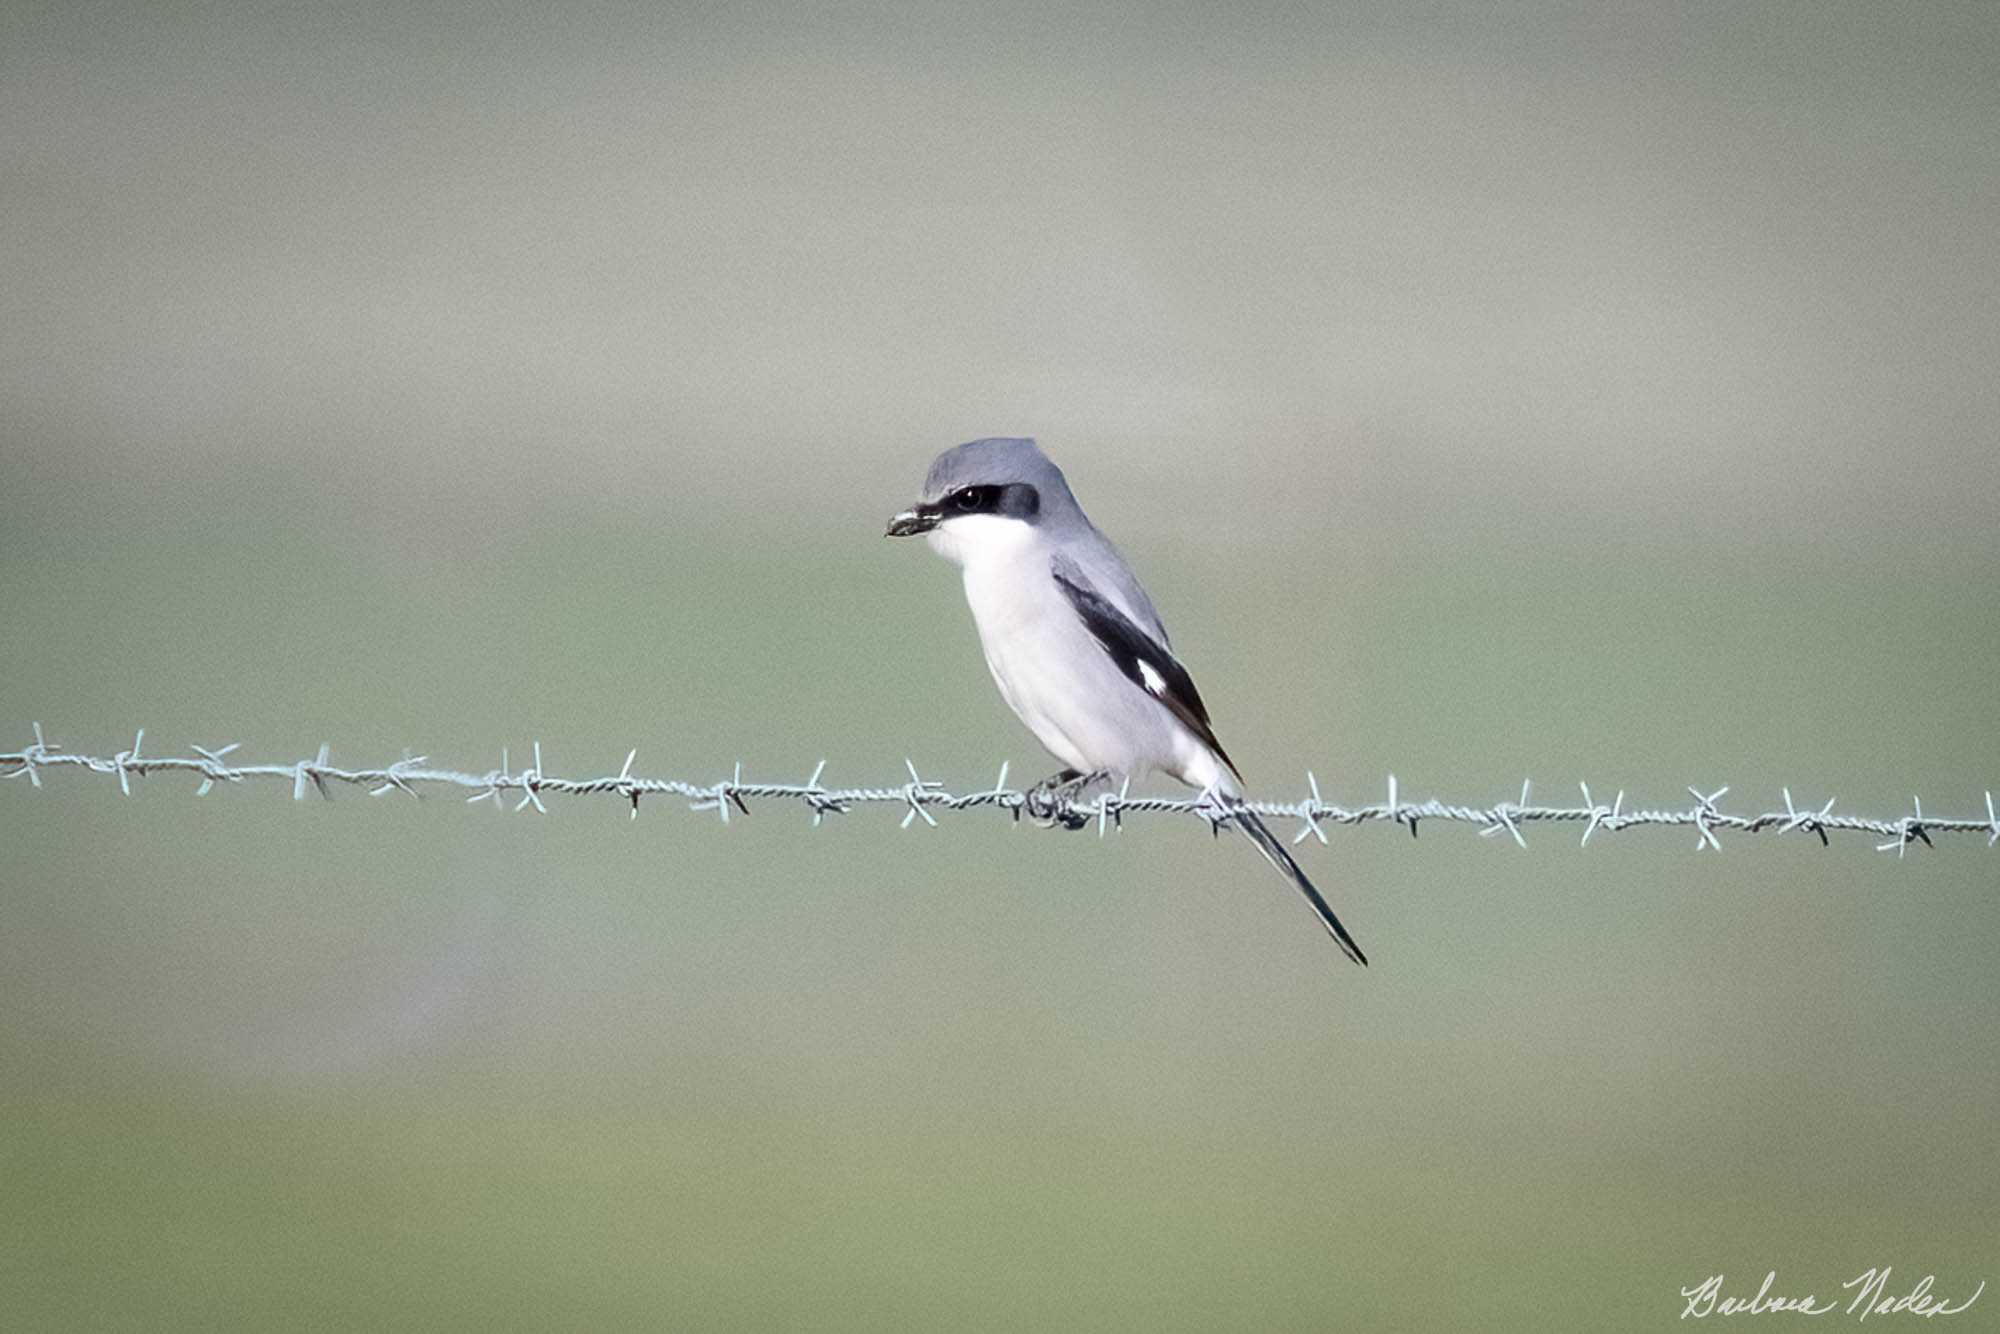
left=886, top=437, right=1367, bottom=965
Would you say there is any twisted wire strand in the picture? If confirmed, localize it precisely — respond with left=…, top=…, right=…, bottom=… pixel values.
left=5, top=725, right=1996, bottom=856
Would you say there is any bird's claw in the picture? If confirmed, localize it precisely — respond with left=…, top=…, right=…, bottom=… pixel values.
left=1024, top=768, right=1107, bottom=830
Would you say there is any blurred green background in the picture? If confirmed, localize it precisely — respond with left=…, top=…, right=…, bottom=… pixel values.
left=3, top=3, right=1996, bottom=1329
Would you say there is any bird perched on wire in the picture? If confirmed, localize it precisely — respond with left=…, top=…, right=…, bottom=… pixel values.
left=886, top=437, right=1367, bottom=964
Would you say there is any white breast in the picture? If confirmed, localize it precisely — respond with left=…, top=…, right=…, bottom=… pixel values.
left=937, top=519, right=1224, bottom=788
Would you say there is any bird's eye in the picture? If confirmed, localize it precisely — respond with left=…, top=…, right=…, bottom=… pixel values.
left=953, top=488, right=984, bottom=512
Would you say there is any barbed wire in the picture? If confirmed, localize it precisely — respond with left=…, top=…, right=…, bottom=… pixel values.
left=5, top=725, right=1996, bottom=857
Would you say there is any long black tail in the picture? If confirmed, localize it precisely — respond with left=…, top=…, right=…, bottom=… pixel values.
left=1232, top=806, right=1368, bottom=966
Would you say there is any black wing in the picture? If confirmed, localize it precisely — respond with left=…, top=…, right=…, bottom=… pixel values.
left=1051, top=558, right=1241, bottom=781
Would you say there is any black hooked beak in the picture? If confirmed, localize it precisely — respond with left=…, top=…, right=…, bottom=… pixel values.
left=885, top=503, right=941, bottom=537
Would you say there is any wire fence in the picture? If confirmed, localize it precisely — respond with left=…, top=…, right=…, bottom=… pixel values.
left=5, top=725, right=1996, bottom=856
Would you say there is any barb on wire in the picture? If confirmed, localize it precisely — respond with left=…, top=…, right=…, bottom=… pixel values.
left=3, top=726, right=1996, bottom=855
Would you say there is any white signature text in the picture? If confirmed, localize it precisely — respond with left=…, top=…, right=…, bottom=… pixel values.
left=1680, top=1269, right=1984, bottom=1320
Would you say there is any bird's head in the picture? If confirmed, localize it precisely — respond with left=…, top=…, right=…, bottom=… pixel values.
left=886, top=437, right=1074, bottom=566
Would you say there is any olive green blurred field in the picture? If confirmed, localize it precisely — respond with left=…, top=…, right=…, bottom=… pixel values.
left=5, top=496, right=1995, bottom=1330
left=4, top=3, right=1998, bottom=1330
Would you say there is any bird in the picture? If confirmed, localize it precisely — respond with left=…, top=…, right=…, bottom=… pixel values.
left=885, top=437, right=1367, bottom=965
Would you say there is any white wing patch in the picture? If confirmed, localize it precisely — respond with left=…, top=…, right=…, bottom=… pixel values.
left=1137, top=659, right=1167, bottom=696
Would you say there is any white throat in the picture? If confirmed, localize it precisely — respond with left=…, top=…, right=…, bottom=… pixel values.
left=923, top=513, right=1040, bottom=569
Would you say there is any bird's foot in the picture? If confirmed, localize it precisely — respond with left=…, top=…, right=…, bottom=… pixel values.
left=1023, top=768, right=1110, bottom=830
left=1193, top=781, right=1237, bottom=838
